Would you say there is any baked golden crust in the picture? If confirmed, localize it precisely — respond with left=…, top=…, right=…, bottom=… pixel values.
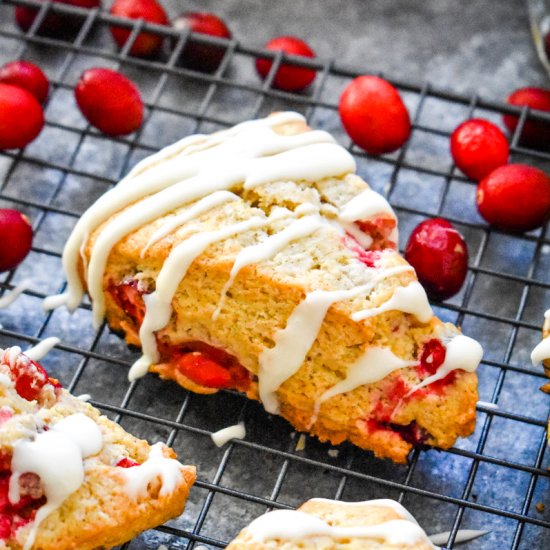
left=226, top=498, right=435, bottom=549
left=0, top=349, right=196, bottom=550
left=82, top=114, right=478, bottom=463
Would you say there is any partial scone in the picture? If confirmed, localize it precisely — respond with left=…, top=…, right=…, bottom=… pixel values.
left=0, top=346, right=195, bottom=550
left=531, top=311, right=550, bottom=378
left=226, top=497, right=436, bottom=549
left=45, top=111, right=482, bottom=463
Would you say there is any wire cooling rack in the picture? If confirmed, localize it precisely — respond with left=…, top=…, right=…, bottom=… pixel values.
left=0, top=1, right=549, bottom=548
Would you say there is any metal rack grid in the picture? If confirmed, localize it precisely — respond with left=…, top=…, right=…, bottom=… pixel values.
left=0, top=1, right=549, bottom=548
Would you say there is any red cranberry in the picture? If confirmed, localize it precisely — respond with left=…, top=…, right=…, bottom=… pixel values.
left=476, top=164, right=550, bottom=233
left=0, top=209, right=33, bottom=272
left=0, top=61, right=49, bottom=104
left=15, top=0, right=100, bottom=35
left=255, top=36, right=316, bottom=92
left=173, top=11, right=231, bottom=72
left=405, top=218, right=469, bottom=301
left=110, top=279, right=147, bottom=325
left=176, top=352, right=232, bottom=388
left=0, top=84, right=44, bottom=149
left=503, top=87, right=550, bottom=150
left=116, top=457, right=139, bottom=468
left=418, top=339, right=446, bottom=377
left=450, top=118, right=509, bottom=181
left=75, top=68, right=144, bottom=136
left=109, top=0, right=168, bottom=58
left=339, top=76, right=411, bottom=155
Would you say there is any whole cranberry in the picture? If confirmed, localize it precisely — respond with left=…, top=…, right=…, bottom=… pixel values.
left=0, top=209, right=33, bottom=272
left=405, top=218, right=469, bottom=301
left=450, top=119, right=509, bottom=181
left=476, top=164, right=550, bottom=233
left=255, top=36, right=316, bottom=92
left=503, top=87, right=550, bottom=150
left=172, top=12, right=232, bottom=72
left=75, top=68, right=144, bottom=136
left=339, top=75, right=411, bottom=155
left=15, top=0, right=100, bottom=35
left=0, top=83, right=44, bottom=149
left=110, top=0, right=168, bottom=58
left=0, top=61, right=49, bottom=104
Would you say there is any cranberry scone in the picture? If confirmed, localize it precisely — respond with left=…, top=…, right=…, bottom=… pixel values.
left=45, top=111, right=482, bottom=463
left=226, top=497, right=435, bottom=549
left=0, top=346, right=195, bottom=550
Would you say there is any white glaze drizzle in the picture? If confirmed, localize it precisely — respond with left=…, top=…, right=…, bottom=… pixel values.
left=129, top=216, right=269, bottom=381
left=210, top=423, right=246, bottom=447
left=10, top=413, right=103, bottom=550
left=339, top=189, right=395, bottom=223
left=43, top=112, right=343, bottom=317
left=0, top=281, right=30, bottom=309
left=429, top=529, right=489, bottom=546
left=258, top=265, right=413, bottom=414
left=405, top=334, right=483, bottom=397
left=351, top=281, right=433, bottom=323
left=24, top=337, right=60, bottom=361
left=244, top=509, right=435, bottom=547
left=317, top=348, right=418, bottom=406
left=212, top=215, right=327, bottom=320
left=530, top=309, right=550, bottom=365
left=140, top=190, right=240, bottom=256
left=121, top=442, right=183, bottom=499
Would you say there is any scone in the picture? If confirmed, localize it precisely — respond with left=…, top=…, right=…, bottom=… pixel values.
left=0, top=346, right=196, bottom=550
left=226, top=497, right=436, bottom=549
left=45, top=111, right=482, bottom=463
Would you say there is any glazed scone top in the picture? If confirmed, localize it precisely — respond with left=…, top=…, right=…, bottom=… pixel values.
left=44, top=112, right=482, bottom=414
left=227, top=497, right=437, bottom=549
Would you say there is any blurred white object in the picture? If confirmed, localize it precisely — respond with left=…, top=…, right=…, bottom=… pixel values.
left=527, top=0, right=550, bottom=77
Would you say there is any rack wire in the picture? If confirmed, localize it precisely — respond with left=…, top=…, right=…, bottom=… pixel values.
left=0, top=1, right=549, bottom=548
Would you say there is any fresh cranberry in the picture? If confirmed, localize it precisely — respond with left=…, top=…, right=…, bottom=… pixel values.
left=476, top=164, right=550, bottom=233
left=75, top=68, right=144, bottom=136
left=418, top=339, right=446, bottom=377
left=0, top=61, right=49, bottom=104
left=450, top=118, right=509, bottom=181
left=109, top=0, right=168, bottom=58
left=255, top=36, right=316, bottom=92
left=0, top=84, right=44, bottom=149
left=503, top=87, right=550, bottom=150
left=15, top=0, right=100, bottom=35
left=0, top=209, right=33, bottom=272
left=339, top=75, right=411, bottom=155
left=176, top=352, right=232, bottom=388
left=116, top=457, right=139, bottom=468
left=173, top=12, right=232, bottom=72
left=405, top=218, right=469, bottom=301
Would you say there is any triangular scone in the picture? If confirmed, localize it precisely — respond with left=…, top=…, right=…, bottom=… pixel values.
left=46, top=112, right=482, bottom=463
left=226, top=497, right=435, bottom=549
left=0, top=346, right=195, bottom=550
